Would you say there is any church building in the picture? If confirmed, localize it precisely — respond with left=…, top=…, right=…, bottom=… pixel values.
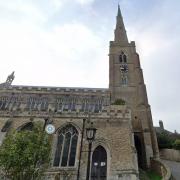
left=0, top=5, right=159, bottom=180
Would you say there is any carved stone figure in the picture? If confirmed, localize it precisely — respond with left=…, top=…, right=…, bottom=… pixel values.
left=0, top=72, right=15, bottom=88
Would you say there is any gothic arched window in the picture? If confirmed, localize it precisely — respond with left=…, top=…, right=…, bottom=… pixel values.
left=53, top=124, right=78, bottom=167
left=1, top=120, right=12, bottom=132
left=119, top=51, right=127, bottom=63
left=18, top=122, right=34, bottom=131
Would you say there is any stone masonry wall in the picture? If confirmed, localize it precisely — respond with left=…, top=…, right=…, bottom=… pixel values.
left=0, top=101, right=139, bottom=180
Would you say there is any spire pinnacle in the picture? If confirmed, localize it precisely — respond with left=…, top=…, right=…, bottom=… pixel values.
left=117, top=4, right=121, bottom=17
left=114, top=4, right=128, bottom=43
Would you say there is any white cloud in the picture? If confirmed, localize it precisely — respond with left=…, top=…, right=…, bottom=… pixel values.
left=0, top=0, right=46, bottom=23
left=0, top=0, right=108, bottom=88
left=51, top=0, right=63, bottom=10
left=0, top=21, right=108, bottom=87
left=75, top=0, right=95, bottom=5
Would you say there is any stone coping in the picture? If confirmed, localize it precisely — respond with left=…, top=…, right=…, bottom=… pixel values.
left=0, top=85, right=109, bottom=94
left=151, top=158, right=173, bottom=180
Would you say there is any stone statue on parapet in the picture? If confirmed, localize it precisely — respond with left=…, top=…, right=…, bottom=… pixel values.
left=0, top=71, right=15, bottom=88
left=6, top=71, right=15, bottom=85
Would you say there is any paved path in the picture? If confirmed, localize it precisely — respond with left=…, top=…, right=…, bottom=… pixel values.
left=162, top=160, right=180, bottom=180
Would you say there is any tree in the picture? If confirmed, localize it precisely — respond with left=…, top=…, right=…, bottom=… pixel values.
left=173, top=139, right=180, bottom=150
left=0, top=123, right=51, bottom=180
left=157, top=132, right=173, bottom=149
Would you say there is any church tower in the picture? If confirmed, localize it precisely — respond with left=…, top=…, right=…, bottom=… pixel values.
left=109, top=5, right=159, bottom=168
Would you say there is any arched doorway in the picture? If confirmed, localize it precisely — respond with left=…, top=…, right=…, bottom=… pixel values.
left=91, top=146, right=107, bottom=180
left=134, top=134, right=147, bottom=169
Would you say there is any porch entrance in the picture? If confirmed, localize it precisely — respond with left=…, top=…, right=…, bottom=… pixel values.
left=91, top=146, right=107, bottom=180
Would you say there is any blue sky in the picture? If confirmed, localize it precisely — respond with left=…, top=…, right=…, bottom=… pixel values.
left=0, top=0, right=180, bottom=132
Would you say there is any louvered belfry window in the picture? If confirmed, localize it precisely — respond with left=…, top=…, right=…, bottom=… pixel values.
left=53, top=124, right=78, bottom=167
left=119, top=51, right=127, bottom=63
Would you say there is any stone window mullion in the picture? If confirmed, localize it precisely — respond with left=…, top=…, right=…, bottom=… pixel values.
left=59, top=134, right=65, bottom=167
left=67, top=133, right=73, bottom=165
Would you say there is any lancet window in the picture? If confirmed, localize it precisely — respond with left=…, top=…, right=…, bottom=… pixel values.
left=119, top=51, right=127, bottom=63
left=68, top=98, right=76, bottom=111
left=40, top=98, right=49, bottom=111
left=26, top=97, right=39, bottom=111
left=81, top=99, right=90, bottom=112
left=94, top=99, right=103, bottom=113
left=55, top=98, right=64, bottom=112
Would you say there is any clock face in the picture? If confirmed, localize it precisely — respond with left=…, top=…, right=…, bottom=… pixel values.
left=120, top=64, right=128, bottom=73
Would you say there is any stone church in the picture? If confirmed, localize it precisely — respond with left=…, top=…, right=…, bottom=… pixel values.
left=0, top=5, right=159, bottom=180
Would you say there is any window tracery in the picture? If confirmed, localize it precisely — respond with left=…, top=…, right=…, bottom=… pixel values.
left=119, top=52, right=128, bottom=85
left=68, top=98, right=76, bottom=111
left=0, top=97, right=8, bottom=110
left=0, top=96, right=22, bottom=111
left=26, top=97, right=49, bottom=111
left=81, top=99, right=89, bottom=112
left=40, top=98, right=48, bottom=111
left=55, top=98, right=64, bottom=112
left=26, top=97, right=38, bottom=111
left=94, top=99, right=102, bottom=113
left=119, top=51, right=127, bottom=63
left=53, top=125, right=78, bottom=167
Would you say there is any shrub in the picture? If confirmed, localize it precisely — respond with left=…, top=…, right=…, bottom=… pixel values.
left=157, top=132, right=174, bottom=149
left=112, top=99, right=126, bottom=105
left=0, top=123, right=51, bottom=180
left=173, top=139, right=180, bottom=150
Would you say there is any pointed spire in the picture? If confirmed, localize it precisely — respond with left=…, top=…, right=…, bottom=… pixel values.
left=114, top=4, right=128, bottom=43
left=117, top=4, right=121, bottom=17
